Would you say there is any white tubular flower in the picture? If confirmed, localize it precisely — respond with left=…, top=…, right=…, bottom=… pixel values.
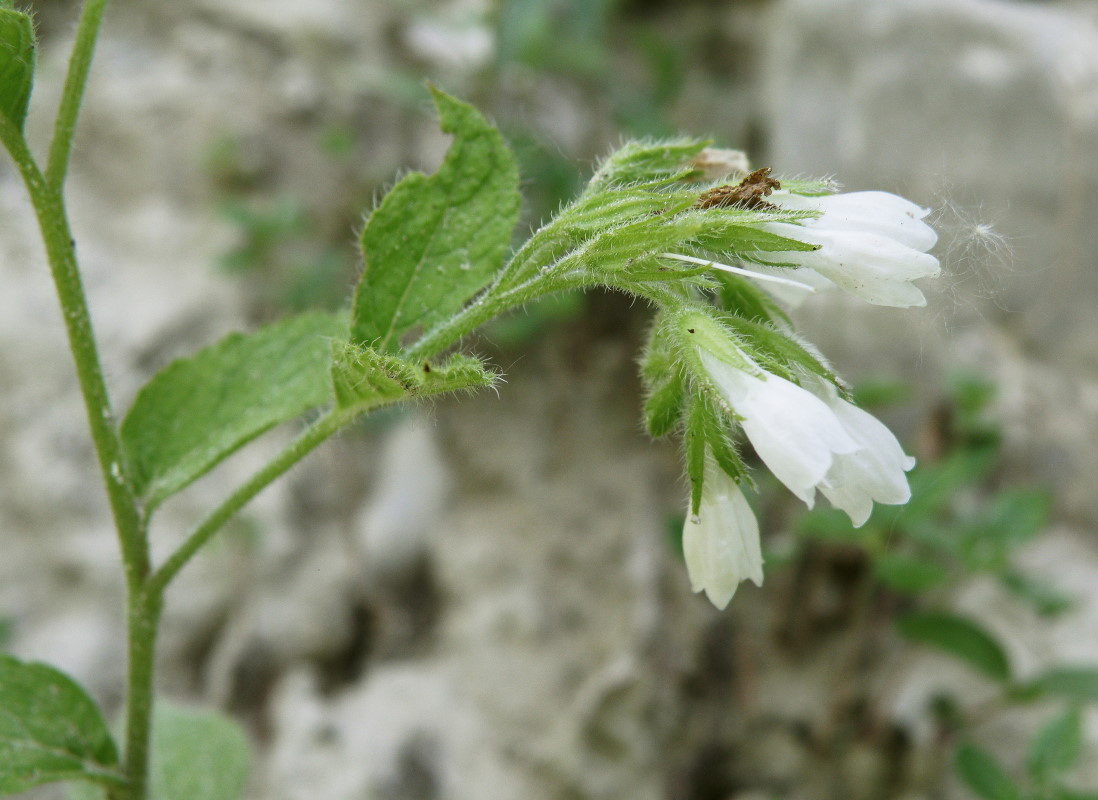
left=759, top=190, right=940, bottom=308
left=697, top=349, right=916, bottom=525
left=698, top=350, right=858, bottom=506
left=683, top=462, right=763, bottom=610
left=806, top=377, right=917, bottom=527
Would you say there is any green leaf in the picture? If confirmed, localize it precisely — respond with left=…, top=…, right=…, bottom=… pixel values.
left=351, top=87, right=520, bottom=353
left=1027, top=707, right=1083, bottom=784
left=121, top=312, right=346, bottom=508
left=1000, top=571, right=1072, bottom=618
left=69, top=704, right=252, bottom=800
left=149, top=704, right=250, bottom=800
left=0, top=6, right=35, bottom=131
left=1025, top=668, right=1098, bottom=703
left=874, top=554, right=950, bottom=594
left=331, top=341, right=497, bottom=415
left=0, top=655, right=122, bottom=794
left=897, top=611, right=1011, bottom=682
left=954, top=743, right=1020, bottom=800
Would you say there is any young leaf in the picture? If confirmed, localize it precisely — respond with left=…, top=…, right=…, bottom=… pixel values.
left=896, top=611, right=1011, bottom=682
left=121, top=312, right=346, bottom=509
left=954, top=743, right=1020, bottom=800
left=1027, top=707, right=1083, bottom=785
left=0, top=656, right=123, bottom=794
left=351, top=87, right=520, bottom=353
left=1025, top=668, right=1098, bottom=704
left=0, top=6, right=34, bottom=131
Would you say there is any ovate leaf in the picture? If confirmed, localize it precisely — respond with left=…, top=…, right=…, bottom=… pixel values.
left=70, top=704, right=252, bottom=800
left=0, top=6, right=35, bottom=131
left=954, top=744, right=1020, bottom=800
left=0, top=656, right=122, bottom=794
left=351, top=87, right=520, bottom=352
left=897, top=611, right=1011, bottom=682
left=122, top=312, right=346, bottom=508
left=1027, top=707, right=1083, bottom=784
left=149, top=704, right=250, bottom=800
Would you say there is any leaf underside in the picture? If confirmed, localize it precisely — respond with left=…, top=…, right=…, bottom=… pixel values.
left=121, top=312, right=347, bottom=508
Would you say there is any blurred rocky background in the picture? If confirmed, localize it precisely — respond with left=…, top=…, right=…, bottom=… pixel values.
left=3, top=0, right=1098, bottom=798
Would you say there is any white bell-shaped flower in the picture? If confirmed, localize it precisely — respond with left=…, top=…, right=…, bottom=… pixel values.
left=697, top=349, right=915, bottom=526
left=759, top=190, right=940, bottom=308
left=806, top=376, right=917, bottom=527
left=697, top=350, right=858, bottom=506
left=683, top=462, right=763, bottom=609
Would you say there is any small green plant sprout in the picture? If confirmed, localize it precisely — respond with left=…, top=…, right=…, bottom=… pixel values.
left=0, top=3, right=940, bottom=797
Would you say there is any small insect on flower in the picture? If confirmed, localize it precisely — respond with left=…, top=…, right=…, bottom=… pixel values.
left=694, top=167, right=782, bottom=210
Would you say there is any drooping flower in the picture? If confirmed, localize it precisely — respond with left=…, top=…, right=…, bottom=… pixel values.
left=805, top=376, right=916, bottom=526
left=683, top=460, right=763, bottom=609
left=756, top=190, right=941, bottom=308
left=698, top=349, right=856, bottom=506
left=696, top=348, right=915, bottom=524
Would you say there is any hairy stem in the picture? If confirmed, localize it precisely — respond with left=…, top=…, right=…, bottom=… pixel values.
left=152, top=269, right=591, bottom=595
left=148, top=409, right=349, bottom=596
left=122, top=587, right=163, bottom=800
left=0, top=120, right=147, bottom=588
left=404, top=269, right=590, bottom=363
left=46, top=0, right=113, bottom=189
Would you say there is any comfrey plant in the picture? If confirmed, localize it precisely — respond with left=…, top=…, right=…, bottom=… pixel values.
left=0, top=4, right=937, bottom=799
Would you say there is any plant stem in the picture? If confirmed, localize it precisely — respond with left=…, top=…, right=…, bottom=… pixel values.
left=404, top=269, right=590, bottom=363
left=0, top=120, right=148, bottom=589
left=148, top=409, right=349, bottom=596
left=46, top=0, right=113, bottom=190
left=152, top=270, right=590, bottom=595
left=122, top=586, right=163, bottom=800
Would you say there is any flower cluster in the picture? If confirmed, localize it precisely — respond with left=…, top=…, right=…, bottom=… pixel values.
left=669, top=181, right=937, bottom=609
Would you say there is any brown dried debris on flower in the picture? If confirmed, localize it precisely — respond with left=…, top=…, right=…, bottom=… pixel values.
left=694, top=167, right=781, bottom=210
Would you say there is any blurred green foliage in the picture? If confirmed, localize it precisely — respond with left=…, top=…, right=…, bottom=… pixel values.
left=791, top=374, right=1096, bottom=799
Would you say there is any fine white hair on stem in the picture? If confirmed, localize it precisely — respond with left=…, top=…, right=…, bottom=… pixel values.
left=660, top=252, right=818, bottom=292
